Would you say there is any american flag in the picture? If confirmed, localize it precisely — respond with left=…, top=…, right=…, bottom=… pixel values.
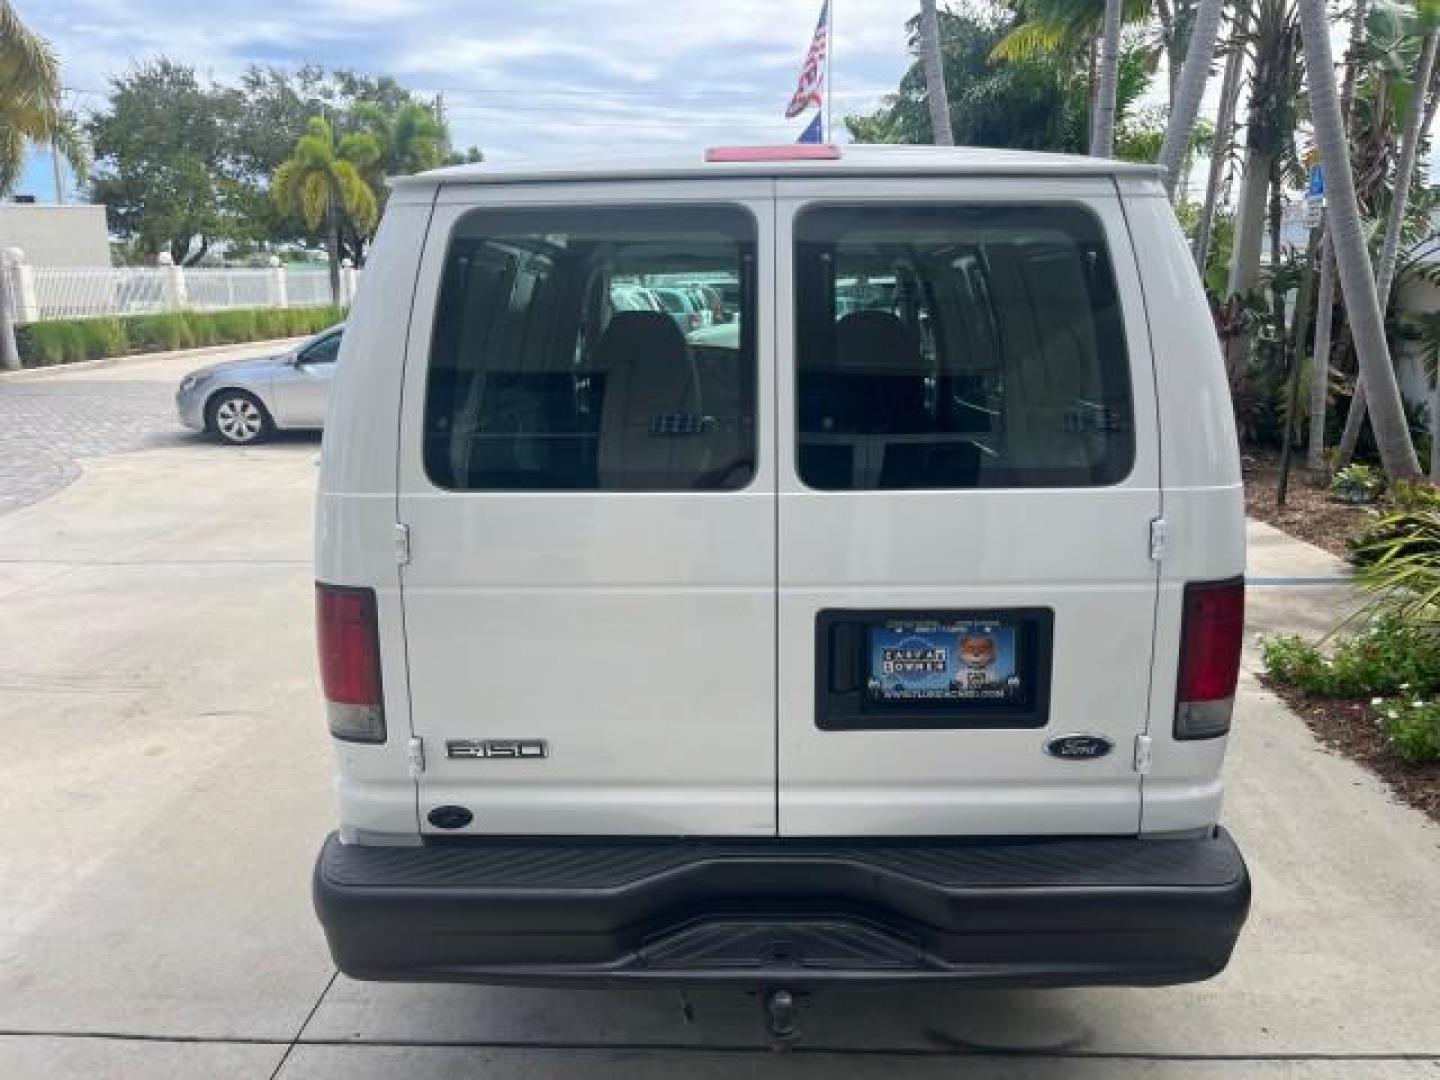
left=785, top=1, right=829, bottom=119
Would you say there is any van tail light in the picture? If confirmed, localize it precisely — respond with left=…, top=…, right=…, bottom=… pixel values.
left=1175, top=578, right=1245, bottom=740
left=317, top=583, right=386, bottom=743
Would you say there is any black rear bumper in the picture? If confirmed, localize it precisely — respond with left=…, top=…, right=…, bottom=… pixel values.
left=313, top=829, right=1249, bottom=989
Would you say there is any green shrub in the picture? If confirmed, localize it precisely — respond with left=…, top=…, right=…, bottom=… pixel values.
left=1353, top=506, right=1440, bottom=637
left=79, top=318, right=129, bottom=359
left=1331, top=463, right=1385, bottom=504
left=16, top=304, right=347, bottom=367
left=211, top=309, right=259, bottom=343
left=1261, top=615, right=1440, bottom=698
left=1374, top=696, right=1440, bottom=764
left=19, top=322, right=71, bottom=365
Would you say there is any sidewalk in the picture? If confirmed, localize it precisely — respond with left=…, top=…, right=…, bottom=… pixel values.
left=1245, top=519, right=1360, bottom=644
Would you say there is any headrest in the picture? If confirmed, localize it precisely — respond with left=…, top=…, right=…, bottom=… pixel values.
left=595, top=311, right=688, bottom=370
left=834, top=310, right=919, bottom=373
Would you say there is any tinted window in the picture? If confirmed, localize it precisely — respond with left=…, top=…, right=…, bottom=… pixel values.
left=795, top=205, right=1133, bottom=490
left=301, top=332, right=341, bottom=364
left=425, top=206, right=756, bottom=491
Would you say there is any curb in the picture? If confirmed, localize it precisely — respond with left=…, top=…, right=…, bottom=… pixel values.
left=0, top=337, right=309, bottom=380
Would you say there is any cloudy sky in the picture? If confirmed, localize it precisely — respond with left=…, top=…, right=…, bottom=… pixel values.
left=20, top=0, right=919, bottom=198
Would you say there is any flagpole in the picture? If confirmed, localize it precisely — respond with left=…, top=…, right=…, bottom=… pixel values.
left=826, top=0, right=834, bottom=142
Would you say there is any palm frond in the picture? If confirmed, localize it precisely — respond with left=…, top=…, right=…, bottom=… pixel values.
left=0, top=1, right=59, bottom=105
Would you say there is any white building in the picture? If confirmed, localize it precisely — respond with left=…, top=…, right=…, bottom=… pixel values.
left=0, top=202, right=110, bottom=268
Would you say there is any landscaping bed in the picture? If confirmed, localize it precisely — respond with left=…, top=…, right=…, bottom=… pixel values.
left=15, top=306, right=345, bottom=368
left=1242, top=451, right=1374, bottom=558
left=1260, top=620, right=1440, bottom=826
left=1261, top=676, right=1440, bottom=825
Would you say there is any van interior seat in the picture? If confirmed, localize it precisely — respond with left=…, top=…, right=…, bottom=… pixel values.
left=596, top=311, right=719, bottom=489
left=804, top=310, right=926, bottom=435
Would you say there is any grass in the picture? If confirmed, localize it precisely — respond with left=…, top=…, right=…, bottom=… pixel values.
left=15, top=306, right=345, bottom=368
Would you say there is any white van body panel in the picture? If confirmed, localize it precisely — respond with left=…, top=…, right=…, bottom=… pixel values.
left=317, top=199, right=431, bottom=840
left=316, top=150, right=1242, bottom=844
left=1121, top=187, right=1246, bottom=834
left=395, top=183, right=779, bottom=836
left=774, top=177, right=1160, bottom=835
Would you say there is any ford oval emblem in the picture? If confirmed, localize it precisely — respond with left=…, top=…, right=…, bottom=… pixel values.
left=1045, top=734, right=1114, bottom=761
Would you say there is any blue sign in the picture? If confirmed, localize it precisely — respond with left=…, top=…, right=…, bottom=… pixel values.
left=1307, top=164, right=1325, bottom=198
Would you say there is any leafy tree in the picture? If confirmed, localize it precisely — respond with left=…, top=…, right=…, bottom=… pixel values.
left=0, top=1, right=86, bottom=193
left=846, top=6, right=1151, bottom=153
left=272, top=117, right=378, bottom=303
left=87, top=61, right=242, bottom=264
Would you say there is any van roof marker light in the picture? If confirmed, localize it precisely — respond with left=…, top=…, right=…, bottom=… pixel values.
left=704, top=145, right=841, bottom=163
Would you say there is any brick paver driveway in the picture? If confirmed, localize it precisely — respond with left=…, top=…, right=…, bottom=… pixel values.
left=0, top=378, right=183, bottom=514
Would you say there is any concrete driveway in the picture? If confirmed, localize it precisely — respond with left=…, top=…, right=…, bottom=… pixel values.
left=1, top=346, right=1438, bottom=1079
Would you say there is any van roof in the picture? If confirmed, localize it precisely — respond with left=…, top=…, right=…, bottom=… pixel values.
left=397, top=144, right=1163, bottom=189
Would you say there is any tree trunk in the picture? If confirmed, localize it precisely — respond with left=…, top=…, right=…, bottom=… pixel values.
left=1299, top=0, right=1421, bottom=480
left=1267, top=160, right=1283, bottom=269
left=1306, top=0, right=1370, bottom=471
left=1432, top=374, right=1440, bottom=481
left=326, top=197, right=342, bottom=307
left=1090, top=0, right=1125, bottom=156
left=1227, top=144, right=1273, bottom=297
left=919, top=0, right=954, bottom=146
left=1306, top=235, right=1337, bottom=470
left=1223, top=144, right=1273, bottom=376
left=1159, top=0, right=1225, bottom=198
left=1193, top=5, right=1248, bottom=268
left=1333, top=29, right=1440, bottom=469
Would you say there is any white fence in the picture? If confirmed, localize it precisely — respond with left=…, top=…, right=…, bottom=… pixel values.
left=2, top=253, right=356, bottom=325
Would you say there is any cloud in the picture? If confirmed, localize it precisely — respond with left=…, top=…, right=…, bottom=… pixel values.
left=27, top=0, right=915, bottom=164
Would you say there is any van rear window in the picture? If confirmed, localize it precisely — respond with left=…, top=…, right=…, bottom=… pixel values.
left=794, top=205, right=1134, bottom=490
left=424, top=206, right=756, bottom=492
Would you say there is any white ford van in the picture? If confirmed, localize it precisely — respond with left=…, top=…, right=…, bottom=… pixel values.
left=312, top=145, right=1249, bottom=1016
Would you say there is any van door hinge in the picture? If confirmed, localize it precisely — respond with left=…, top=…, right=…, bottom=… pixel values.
left=407, top=736, right=425, bottom=777
left=1148, top=517, right=1167, bottom=562
left=1133, top=734, right=1153, bottom=775
left=394, top=523, right=411, bottom=566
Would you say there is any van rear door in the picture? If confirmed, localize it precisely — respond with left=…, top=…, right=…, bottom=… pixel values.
left=775, top=178, right=1161, bottom=836
left=397, top=185, right=776, bottom=835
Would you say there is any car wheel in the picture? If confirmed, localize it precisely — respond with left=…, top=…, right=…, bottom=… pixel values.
left=208, top=390, right=273, bottom=446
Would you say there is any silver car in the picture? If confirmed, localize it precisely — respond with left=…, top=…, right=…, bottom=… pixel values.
left=176, top=325, right=343, bottom=445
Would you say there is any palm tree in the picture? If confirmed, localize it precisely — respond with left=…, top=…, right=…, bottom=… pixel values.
left=1334, top=8, right=1440, bottom=468
left=0, top=2, right=86, bottom=370
left=1090, top=0, right=1125, bottom=154
left=994, top=0, right=1153, bottom=147
left=272, top=117, right=379, bottom=305
left=1226, top=0, right=1302, bottom=305
left=919, top=0, right=955, bottom=145
left=1193, top=1, right=1249, bottom=269
left=1157, top=0, right=1225, bottom=193
left=1298, top=0, right=1420, bottom=480
left=0, top=1, right=85, bottom=191
left=1307, top=0, right=1371, bottom=471
left=354, top=101, right=447, bottom=177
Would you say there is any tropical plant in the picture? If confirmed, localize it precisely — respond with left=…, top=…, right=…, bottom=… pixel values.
left=1332, top=461, right=1387, bottom=501
left=0, top=1, right=86, bottom=193
left=1299, top=0, right=1422, bottom=481
left=919, top=0, right=955, bottom=144
left=1158, top=0, right=1225, bottom=194
left=272, top=117, right=379, bottom=304
left=1333, top=0, right=1440, bottom=469
left=1193, top=2, right=1249, bottom=270
left=847, top=6, right=1153, bottom=152
left=353, top=101, right=447, bottom=178
left=1226, top=0, right=1303, bottom=307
